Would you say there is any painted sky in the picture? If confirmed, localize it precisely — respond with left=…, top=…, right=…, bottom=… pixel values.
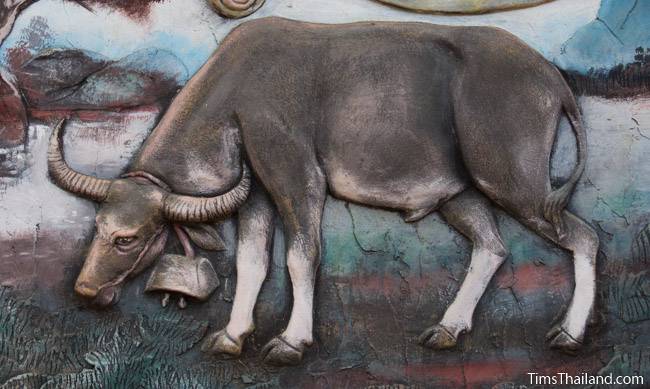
left=0, top=0, right=600, bottom=76
left=557, top=0, right=650, bottom=71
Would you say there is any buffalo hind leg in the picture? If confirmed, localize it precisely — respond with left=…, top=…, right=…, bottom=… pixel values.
left=419, top=188, right=508, bottom=349
left=202, top=186, right=274, bottom=357
left=261, top=169, right=326, bottom=366
left=516, top=211, right=598, bottom=354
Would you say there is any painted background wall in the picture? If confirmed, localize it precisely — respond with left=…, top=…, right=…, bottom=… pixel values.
left=0, top=0, right=649, bottom=388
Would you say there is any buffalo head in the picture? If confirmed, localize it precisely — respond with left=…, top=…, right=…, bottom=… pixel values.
left=48, top=120, right=250, bottom=306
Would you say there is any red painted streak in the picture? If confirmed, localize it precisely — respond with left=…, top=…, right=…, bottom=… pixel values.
left=494, top=262, right=572, bottom=296
left=28, top=105, right=161, bottom=122
left=400, top=355, right=603, bottom=388
left=330, top=271, right=451, bottom=293
left=330, top=262, right=572, bottom=298
left=404, top=359, right=529, bottom=387
left=291, top=354, right=605, bottom=388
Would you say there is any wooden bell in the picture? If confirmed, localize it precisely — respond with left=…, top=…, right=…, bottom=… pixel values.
left=145, top=225, right=220, bottom=307
left=145, top=253, right=220, bottom=301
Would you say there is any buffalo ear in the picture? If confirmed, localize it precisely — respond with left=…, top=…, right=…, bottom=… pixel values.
left=179, top=224, right=226, bottom=251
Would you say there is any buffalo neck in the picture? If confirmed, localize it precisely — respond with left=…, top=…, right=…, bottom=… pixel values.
left=128, top=43, right=244, bottom=197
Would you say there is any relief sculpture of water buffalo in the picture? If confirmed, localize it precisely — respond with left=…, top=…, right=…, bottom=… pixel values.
left=48, top=17, right=598, bottom=366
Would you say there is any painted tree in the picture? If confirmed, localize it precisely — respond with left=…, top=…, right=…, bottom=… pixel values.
left=0, top=1, right=35, bottom=148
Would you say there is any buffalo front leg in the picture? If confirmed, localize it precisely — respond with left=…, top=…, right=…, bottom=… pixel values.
left=261, top=174, right=326, bottom=366
left=419, top=189, right=509, bottom=349
left=202, top=186, right=274, bottom=357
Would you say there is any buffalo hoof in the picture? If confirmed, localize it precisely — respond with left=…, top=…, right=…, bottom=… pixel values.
left=547, top=326, right=582, bottom=355
left=261, top=336, right=304, bottom=366
left=418, top=324, right=457, bottom=350
left=201, top=329, right=242, bottom=358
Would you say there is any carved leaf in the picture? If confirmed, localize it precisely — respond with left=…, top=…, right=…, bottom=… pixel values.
left=181, top=224, right=226, bottom=251
left=593, top=346, right=650, bottom=389
left=0, top=373, right=46, bottom=389
left=40, top=370, right=101, bottom=389
left=137, top=310, right=208, bottom=356
left=0, top=287, right=222, bottom=387
left=632, top=223, right=650, bottom=264
left=608, top=271, right=650, bottom=323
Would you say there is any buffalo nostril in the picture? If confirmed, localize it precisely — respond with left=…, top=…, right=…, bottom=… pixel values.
left=74, top=282, right=98, bottom=298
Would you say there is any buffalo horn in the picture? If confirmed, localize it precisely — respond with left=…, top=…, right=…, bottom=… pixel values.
left=163, top=164, right=251, bottom=222
left=47, top=119, right=112, bottom=202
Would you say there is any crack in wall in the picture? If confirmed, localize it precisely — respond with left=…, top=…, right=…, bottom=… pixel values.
left=345, top=203, right=381, bottom=254
left=596, top=196, right=630, bottom=226
left=595, top=17, right=624, bottom=46
left=620, top=0, right=639, bottom=30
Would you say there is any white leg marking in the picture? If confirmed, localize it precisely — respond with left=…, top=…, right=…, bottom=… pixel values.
left=561, top=253, right=596, bottom=341
left=281, top=242, right=317, bottom=347
left=226, top=233, right=269, bottom=338
left=225, top=214, right=271, bottom=340
left=440, top=248, right=506, bottom=336
left=554, top=215, right=599, bottom=344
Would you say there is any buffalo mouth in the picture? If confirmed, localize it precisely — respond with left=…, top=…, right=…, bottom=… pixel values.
left=92, top=284, right=123, bottom=307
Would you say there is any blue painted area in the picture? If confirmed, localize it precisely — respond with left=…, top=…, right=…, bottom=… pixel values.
left=0, top=0, right=216, bottom=77
left=111, top=47, right=189, bottom=88
left=557, top=0, right=650, bottom=72
left=146, top=31, right=214, bottom=76
left=1, top=0, right=599, bottom=80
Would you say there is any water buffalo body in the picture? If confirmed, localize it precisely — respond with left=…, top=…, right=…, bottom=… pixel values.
left=49, top=17, right=598, bottom=366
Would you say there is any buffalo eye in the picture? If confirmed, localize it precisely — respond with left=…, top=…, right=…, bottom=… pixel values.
left=114, top=236, right=137, bottom=246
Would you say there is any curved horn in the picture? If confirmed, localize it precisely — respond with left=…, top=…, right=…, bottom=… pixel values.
left=163, top=164, right=251, bottom=223
left=47, top=119, right=112, bottom=202
left=209, top=0, right=265, bottom=19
